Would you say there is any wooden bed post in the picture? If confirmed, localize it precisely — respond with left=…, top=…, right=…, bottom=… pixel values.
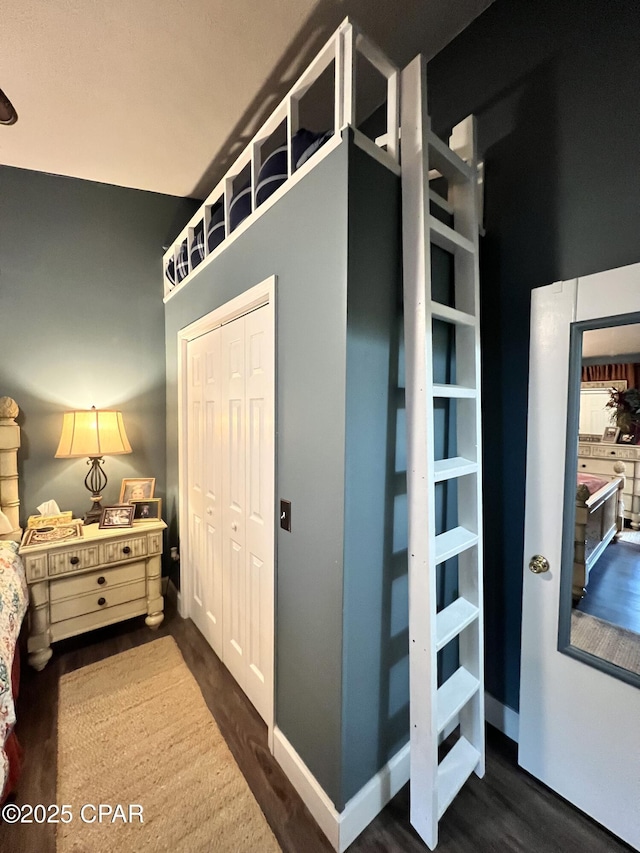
left=0, top=397, right=21, bottom=542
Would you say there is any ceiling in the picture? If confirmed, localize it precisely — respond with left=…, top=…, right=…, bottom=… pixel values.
left=1, top=0, right=493, bottom=199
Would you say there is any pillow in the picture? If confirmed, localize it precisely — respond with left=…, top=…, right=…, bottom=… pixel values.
left=165, top=256, right=176, bottom=288
left=229, top=182, right=252, bottom=233
left=176, top=239, right=189, bottom=282
left=255, top=145, right=287, bottom=207
left=207, top=205, right=225, bottom=253
left=292, top=128, right=332, bottom=170
left=190, top=221, right=205, bottom=270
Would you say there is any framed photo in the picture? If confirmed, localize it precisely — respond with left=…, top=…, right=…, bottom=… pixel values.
left=601, top=426, right=620, bottom=444
left=130, top=498, right=162, bottom=522
left=119, top=478, right=155, bottom=504
left=99, top=505, right=135, bottom=529
left=618, top=432, right=636, bottom=445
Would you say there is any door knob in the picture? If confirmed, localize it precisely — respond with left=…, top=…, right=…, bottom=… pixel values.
left=529, top=555, right=550, bottom=574
left=231, top=522, right=238, bottom=531
left=207, top=508, right=213, bottom=515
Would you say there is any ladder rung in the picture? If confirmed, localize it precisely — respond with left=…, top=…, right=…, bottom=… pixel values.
left=435, top=526, right=478, bottom=563
left=437, top=736, right=480, bottom=819
left=436, top=597, right=479, bottom=651
left=431, top=301, right=476, bottom=327
left=432, top=384, right=477, bottom=399
left=433, top=457, right=477, bottom=482
left=430, top=217, right=475, bottom=255
left=437, top=666, right=480, bottom=735
left=428, top=189, right=453, bottom=216
left=427, top=129, right=473, bottom=182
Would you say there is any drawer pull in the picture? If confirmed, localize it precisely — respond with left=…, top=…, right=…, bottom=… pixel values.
left=122, top=546, right=131, bottom=555
left=98, top=597, right=107, bottom=606
left=97, top=576, right=106, bottom=585
left=69, top=556, right=80, bottom=565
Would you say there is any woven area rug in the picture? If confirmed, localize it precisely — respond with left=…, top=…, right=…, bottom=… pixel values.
left=571, top=610, right=640, bottom=675
left=57, top=636, right=281, bottom=853
left=619, top=529, right=640, bottom=545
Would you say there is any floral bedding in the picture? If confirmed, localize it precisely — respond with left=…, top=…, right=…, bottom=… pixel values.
left=0, top=540, right=28, bottom=797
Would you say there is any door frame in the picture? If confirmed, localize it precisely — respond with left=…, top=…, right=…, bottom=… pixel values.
left=177, top=275, right=276, bottom=746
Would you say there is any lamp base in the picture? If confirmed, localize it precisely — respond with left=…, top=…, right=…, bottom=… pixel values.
left=85, top=497, right=104, bottom=526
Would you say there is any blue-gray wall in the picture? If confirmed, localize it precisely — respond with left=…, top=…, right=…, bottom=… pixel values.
left=426, top=0, right=640, bottom=710
left=341, top=144, right=404, bottom=803
left=164, top=141, right=350, bottom=803
left=0, top=166, right=193, bottom=522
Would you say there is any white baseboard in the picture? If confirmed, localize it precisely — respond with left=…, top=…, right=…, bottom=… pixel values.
left=485, top=691, right=519, bottom=742
left=273, top=727, right=409, bottom=852
left=273, top=728, right=340, bottom=848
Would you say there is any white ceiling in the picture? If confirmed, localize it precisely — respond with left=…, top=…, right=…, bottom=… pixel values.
left=1, top=0, right=493, bottom=199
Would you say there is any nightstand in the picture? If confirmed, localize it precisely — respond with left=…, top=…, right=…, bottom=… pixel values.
left=19, top=520, right=166, bottom=670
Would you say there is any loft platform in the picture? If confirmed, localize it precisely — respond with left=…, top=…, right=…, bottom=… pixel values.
left=163, top=19, right=400, bottom=301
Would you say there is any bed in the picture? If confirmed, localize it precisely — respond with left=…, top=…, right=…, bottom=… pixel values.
left=0, top=396, right=28, bottom=801
left=573, top=468, right=625, bottom=601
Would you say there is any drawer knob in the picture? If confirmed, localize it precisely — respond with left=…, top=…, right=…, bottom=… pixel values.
left=97, top=576, right=106, bottom=585
left=69, top=556, right=80, bottom=565
left=122, top=546, right=131, bottom=555
left=98, top=597, right=106, bottom=606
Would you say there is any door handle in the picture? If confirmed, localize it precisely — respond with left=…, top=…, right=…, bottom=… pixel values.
left=231, top=522, right=238, bottom=531
left=207, top=508, right=213, bottom=515
left=529, top=555, right=550, bottom=574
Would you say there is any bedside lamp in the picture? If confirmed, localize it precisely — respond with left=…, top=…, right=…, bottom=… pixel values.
left=55, top=407, right=132, bottom=524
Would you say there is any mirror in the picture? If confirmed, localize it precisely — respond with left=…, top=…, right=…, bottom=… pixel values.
left=559, top=314, right=640, bottom=687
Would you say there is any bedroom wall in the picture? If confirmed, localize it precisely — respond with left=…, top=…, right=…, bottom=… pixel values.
left=164, top=141, right=350, bottom=804
left=0, top=166, right=194, bottom=523
left=424, top=0, right=640, bottom=711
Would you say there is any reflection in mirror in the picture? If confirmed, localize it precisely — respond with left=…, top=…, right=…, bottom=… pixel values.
left=560, top=315, right=640, bottom=687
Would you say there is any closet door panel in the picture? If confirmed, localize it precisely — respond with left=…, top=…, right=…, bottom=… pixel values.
left=243, top=306, right=274, bottom=722
left=222, top=318, right=248, bottom=692
left=186, top=341, right=208, bottom=641
left=202, top=330, right=223, bottom=656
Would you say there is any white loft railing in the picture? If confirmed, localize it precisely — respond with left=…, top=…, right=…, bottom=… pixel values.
left=163, top=19, right=399, bottom=302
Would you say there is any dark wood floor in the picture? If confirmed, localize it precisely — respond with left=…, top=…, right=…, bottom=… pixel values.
left=577, top=538, right=640, bottom=633
left=2, top=596, right=634, bottom=853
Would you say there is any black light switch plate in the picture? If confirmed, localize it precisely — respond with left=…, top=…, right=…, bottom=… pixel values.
left=280, top=499, right=291, bottom=532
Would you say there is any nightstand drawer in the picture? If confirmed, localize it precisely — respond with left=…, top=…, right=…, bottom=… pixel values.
left=48, top=544, right=100, bottom=576
left=50, top=561, right=146, bottom=602
left=24, top=554, right=47, bottom=582
left=101, top=535, right=147, bottom=565
left=50, top=577, right=146, bottom=623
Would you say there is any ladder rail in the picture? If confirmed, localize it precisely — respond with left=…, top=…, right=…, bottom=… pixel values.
left=401, top=55, right=485, bottom=850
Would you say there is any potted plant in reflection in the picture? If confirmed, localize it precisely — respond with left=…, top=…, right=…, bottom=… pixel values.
left=607, top=387, right=640, bottom=442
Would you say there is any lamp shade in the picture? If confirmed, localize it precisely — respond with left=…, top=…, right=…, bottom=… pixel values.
left=55, top=408, right=132, bottom=458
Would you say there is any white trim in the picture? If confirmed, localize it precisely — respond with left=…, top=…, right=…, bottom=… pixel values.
left=273, top=727, right=340, bottom=849
left=177, top=276, right=277, bottom=746
left=339, top=743, right=410, bottom=851
left=484, top=692, right=519, bottom=742
left=273, top=727, right=410, bottom=852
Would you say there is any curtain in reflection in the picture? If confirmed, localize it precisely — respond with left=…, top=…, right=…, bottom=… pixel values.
left=582, top=362, right=640, bottom=387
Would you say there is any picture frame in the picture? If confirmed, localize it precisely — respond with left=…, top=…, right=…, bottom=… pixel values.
left=119, top=478, right=155, bottom=504
left=129, top=498, right=162, bottom=522
left=601, top=426, right=620, bottom=444
left=99, top=505, right=135, bottom=529
left=618, top=432, right=636, bottom=445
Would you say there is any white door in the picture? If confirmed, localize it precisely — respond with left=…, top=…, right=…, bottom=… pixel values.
left=519, top=265, right=640, bottom=850
left=221, top=308, right=274, bottom=723
left=184, top=296, right=274, bottom=726
left=186, top=329, right=224, bottom=656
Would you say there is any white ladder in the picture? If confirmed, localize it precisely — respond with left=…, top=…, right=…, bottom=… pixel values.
left=400, top=55, right=485, bottom=850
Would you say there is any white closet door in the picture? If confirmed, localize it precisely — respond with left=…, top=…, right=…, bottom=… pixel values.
left=186, top=335, right=207, bottom=641
left=221, top=317, right=248, bottom=694
left=243, top=306, right=274, bottom=723
left=186, top=330, right=224, bottom=656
